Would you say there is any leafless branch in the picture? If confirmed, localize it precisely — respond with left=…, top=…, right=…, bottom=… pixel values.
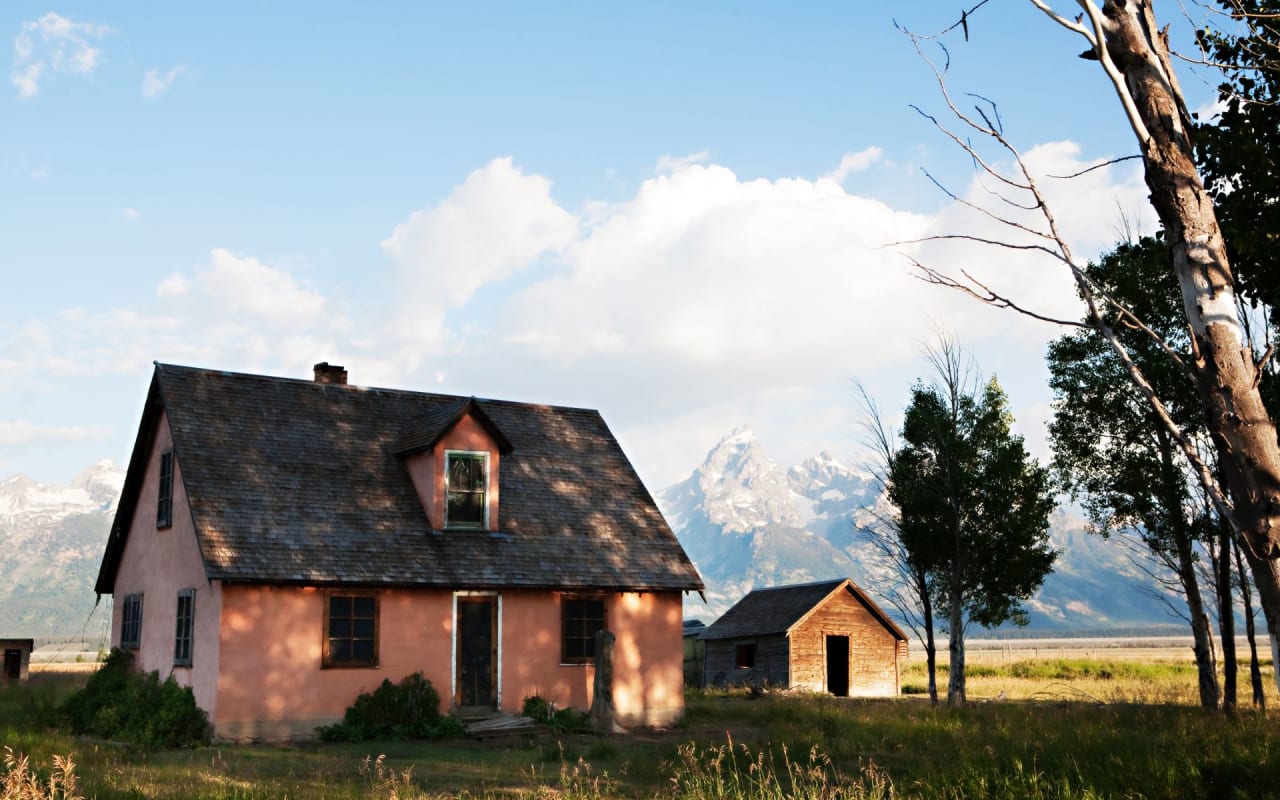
left=899, top=9, right=1242, bottom=540
left=1047, top=154, right=1143, bottom=179
left=913, top=263, right=1090, bottom=328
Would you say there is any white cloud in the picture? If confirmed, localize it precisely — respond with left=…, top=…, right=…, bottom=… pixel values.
left=824, top=147, right=884, bottom=183
left=10, top=12, right=110, bottom=99
left=122, top=207, right=140, bottom=221
left=381, top=157, right=579, bottom=350
left=142, top=66, right=185, bottom=99
left=2, top=146, right=1155, bottom=490
left=175, top=248, right=327, bottom=328
left=12, top=63, right=40, bottom=99
left=656, top=150, right=711, bottom=174
left=0, top=421, right=110, bottom=447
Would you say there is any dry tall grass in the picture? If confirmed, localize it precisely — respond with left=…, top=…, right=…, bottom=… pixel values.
left=1, top=747, right=81, bottom=800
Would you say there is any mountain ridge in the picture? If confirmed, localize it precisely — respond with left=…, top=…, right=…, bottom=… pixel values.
left=662, top=427, right=1179, bottom=632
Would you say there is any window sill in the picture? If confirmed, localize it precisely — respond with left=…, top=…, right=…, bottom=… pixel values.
left=321, top=663, right=380, bottom=670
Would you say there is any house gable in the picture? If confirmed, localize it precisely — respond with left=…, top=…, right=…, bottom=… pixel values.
left=399, top=401, right=508, bottom=531
left=787, top=580, right=908, bottom=643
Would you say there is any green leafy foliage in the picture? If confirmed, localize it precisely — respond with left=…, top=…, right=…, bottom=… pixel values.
left=316, top=672, right=464, bottom=741
left=1195, top=2, right=1280, bottom=335
left=59, top=649, right=209, bottom=750
left=888, top=369, right=1056, bottom=631
left=1047, top=237, right=1206, bottom=546
left=521, top=694, right=590, bottom=733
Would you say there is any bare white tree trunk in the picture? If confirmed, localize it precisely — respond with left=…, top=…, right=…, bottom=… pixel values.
left=1031, top=0, right=1280, bottom=656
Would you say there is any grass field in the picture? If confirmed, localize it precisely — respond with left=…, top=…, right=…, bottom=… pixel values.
left=4, top=654, right=1280, bottom=800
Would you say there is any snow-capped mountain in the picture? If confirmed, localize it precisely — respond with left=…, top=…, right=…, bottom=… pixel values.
left=0, top=462, right=123, bottom=637
left=0, top=460, right=123, bottom=523
left=663, top=427, right=1177, bottom=631
left=659, top=427, right=883, bottom=620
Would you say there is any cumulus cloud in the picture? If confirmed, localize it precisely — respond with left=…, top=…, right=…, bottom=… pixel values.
left=4, top=146, right=1155, bottom=488
left=11, top=12, right=110, bottom=99
left=823, top=147, right=883, bottom=183
left=0, top=249, right=342, bottom=382
left=381, top=157, right=579, bottom=350
left=142, top=65, right=185, bottom=99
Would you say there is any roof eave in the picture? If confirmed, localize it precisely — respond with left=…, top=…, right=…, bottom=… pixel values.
left=94, top=369, right=164, bottom=595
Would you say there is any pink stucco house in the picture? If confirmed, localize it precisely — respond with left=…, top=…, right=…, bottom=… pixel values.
left=95, top=362, right=703, bottom=741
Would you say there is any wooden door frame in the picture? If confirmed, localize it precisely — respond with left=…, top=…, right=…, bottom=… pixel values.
left=825, top=634, right=850, bottom=697
left=2, top=649, right=20, bottom=683
left=451, top=592, right=501, bottom=709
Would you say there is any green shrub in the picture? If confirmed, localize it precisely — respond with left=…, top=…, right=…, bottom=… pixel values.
left=317, top=672, right=464, bottom=741
left=521, top=694, right=590, bottom=733
left=550, top=707, right=591, bottom=734
left=523, top=694, right=553, bottom=722
left=60, top=649, right=209, bottom=750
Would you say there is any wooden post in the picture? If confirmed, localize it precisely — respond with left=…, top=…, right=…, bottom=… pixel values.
left=590, top=630, right=624, bottom=733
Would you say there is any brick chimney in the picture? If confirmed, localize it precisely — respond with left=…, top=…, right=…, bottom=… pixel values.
left=313, top=362, right=348, bottom=385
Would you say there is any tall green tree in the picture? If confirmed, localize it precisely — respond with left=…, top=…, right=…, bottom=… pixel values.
left=1048, top=237, right=1224, bottom=709
left=1196, top=1, right=1280, bottom=337
left=855, top=385, right=942, bottom=705
left=888, top=341, right=1056, bottom=705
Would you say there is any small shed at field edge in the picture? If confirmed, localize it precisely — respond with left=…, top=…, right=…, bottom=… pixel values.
left=1, top=639, right=34, bottom=684
left=701, top=578, right=907, bottom=696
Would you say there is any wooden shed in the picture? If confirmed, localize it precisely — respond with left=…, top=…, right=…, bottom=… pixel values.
left=701, top=578, right=907, bottom=696
left=1, top=639, right=34, bottom=684
left=683, top=619, right=707, bottom=687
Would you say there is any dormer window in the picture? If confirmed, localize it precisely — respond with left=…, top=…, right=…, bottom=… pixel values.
left=445, top=451, right=488, bottom=529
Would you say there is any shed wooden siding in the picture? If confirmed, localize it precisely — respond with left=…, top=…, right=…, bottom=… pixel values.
left=703, top=634, right=788, bottom=688
left=789, top=587, right=901, bottom=696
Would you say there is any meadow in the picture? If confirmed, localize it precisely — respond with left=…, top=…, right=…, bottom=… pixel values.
left=3, top=655, right=1279, bottom=800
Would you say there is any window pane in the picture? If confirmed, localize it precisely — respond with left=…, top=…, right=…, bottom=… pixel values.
left=447, top=492, right=484, bottom=526
left=325, top=594, right=378, bottom=667
left=564, top=638, right=584, bottom=660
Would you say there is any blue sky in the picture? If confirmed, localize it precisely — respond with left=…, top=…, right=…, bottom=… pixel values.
left=2, top=3, right=1221, bottom=490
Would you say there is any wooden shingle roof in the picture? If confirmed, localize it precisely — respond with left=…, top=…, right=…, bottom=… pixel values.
left=701, top=578, right=905, bottom=641
left=96, top=363, right=703, bottom=594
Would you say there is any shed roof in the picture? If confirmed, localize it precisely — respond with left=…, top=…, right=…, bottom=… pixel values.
left=701, top=578, right=906, bottom=641
left=96, top=363, right=703, bottom=595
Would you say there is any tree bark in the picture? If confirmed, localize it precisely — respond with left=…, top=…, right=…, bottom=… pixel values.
left=590, top=630, right=624, bottom=733
left=1098, top=0, right=1280, bottom=651
left=947, top=569, right=966, bottom=705
left=1176, top=536, right=1221, bottom=709
left=1216, top=522, right=1237, bottom=711
left=1235, top=540, right=1267, bottom=709
left=920, top=573, right=939, bottom=706
left=1239, top=546, right=1280, bottom=696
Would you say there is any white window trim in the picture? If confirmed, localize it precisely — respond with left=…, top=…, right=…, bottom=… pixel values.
left=450, top=591, right=502, bottom=709
left=443, top=449, right=490, bottom=529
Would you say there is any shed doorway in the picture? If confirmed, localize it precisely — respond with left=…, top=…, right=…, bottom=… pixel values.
left=826, top=635, right=849, bottom=697
left=456, top=597, right=497, bottom=710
